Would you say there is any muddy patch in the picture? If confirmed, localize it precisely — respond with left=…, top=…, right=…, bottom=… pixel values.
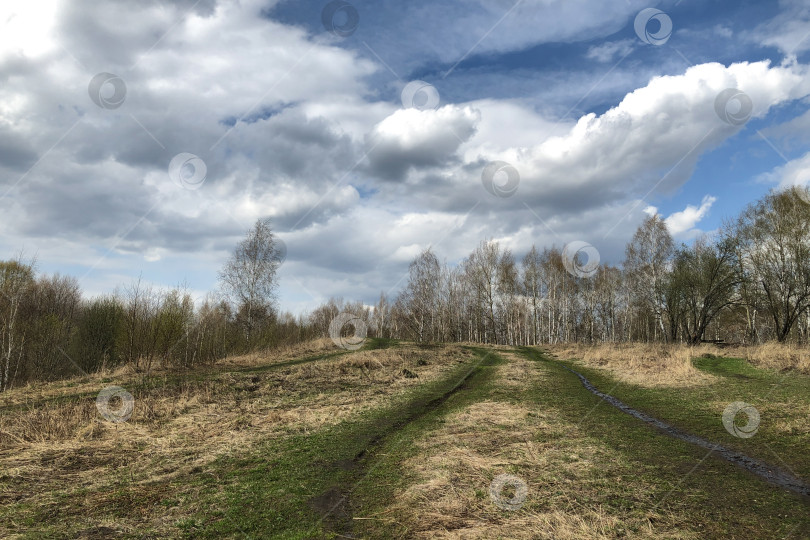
left=308, top=486, right=353, bottom=535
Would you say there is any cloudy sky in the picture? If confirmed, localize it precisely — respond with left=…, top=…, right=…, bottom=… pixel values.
left=1, top=0, right=809, bottom=314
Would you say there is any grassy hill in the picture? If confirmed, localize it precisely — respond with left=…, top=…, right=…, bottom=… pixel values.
left=1, top=340, right=808, bottom=538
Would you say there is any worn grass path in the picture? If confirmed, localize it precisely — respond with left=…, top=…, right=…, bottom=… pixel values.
left=175, top=345, right=503, bottom=538
left=555, top=358, right=810, bottom=496
left=514, top=347, right=809, bottom=538
left=539, top=347, right=810, bottom=485
left=341, top=346, right=809, bottom=538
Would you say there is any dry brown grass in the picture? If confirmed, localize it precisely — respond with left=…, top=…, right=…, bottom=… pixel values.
left=0, top=338, right=341, bottom=411
left=545, top=341, right=810, bottom=389
left=217, top=337, right=339, bottom=369
left=0, top=341, right=475, bottom=537
left=726, top=342, right=810, bottom=374
left=378, top=353, right=697, bottom=539
left=497, top=351, right=536, bottom=391
left=544, top=343, right=720, bottom=388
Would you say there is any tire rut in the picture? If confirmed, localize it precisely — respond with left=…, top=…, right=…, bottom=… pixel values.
left=309, top=347, right=499, bottom=536
left=556, top=361, right=810, bottom=497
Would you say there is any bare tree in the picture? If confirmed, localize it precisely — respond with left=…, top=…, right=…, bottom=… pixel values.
left=463, top=241, right=502, bottom=343
left=26, top=273, right=81, bottom=380
left=496, top=249, right=519, bottom=345
left=727, top=224, right=762, bottom=344
left=733, top=188, right=810, bottom=342
left=372, top=292, right=391, bottom=339
left=670, top=236, right=739, bottom=344
left=219, top=218, right=283, bottom=346
left=522, top=246, right=544, bottom=345
left=400, top=249, right=442, bottom=342
left=624, top=215, right=674, bottom=342
left=0, top=257, right=35, bottom=391
left=120, top=278, right=161, bottom=372
left=594, top=265, right=622, bottom=343
left=540, top=247, right=568, bottom=344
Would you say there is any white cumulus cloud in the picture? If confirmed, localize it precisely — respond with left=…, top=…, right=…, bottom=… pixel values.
left=665, top=195, right=717, bottom=237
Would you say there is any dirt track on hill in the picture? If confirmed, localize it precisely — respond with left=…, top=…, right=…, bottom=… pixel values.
left=309, top=347, right=499, bottom=536
left=560, top=363, right=810, bottom=497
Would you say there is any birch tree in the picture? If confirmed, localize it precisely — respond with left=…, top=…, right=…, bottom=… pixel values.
left=0, top=258, right=35, bottom=391
left=219, top=218, right=284, bottom=346
left=624, top=215, right=674, bottom=342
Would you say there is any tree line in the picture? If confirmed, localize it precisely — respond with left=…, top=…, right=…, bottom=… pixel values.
left=3, top=188, right=810, bottom=391
left=378, top=187, right=810, bottom=346
left=0, top=219, right=312, bottom=392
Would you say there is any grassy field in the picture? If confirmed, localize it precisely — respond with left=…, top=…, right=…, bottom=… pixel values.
left=0, top=339, right=808, bottom=538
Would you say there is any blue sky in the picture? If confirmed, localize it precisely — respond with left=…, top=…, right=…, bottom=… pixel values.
left=0, top=0, right=808, bottom=314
